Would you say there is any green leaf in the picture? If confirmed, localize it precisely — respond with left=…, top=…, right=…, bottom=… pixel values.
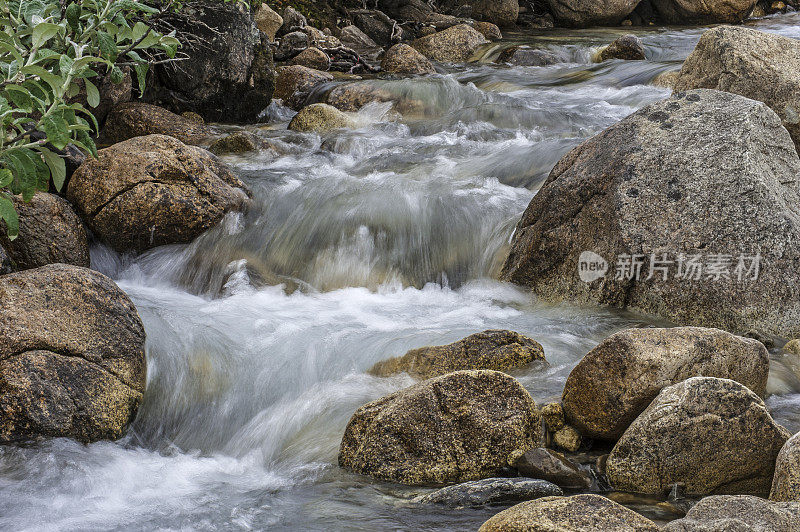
left=4, top=86, right=33, bottom=113
left=39, top=147, right=66, bottom=191
left=42, top=114, right=70, bottom=150
left=0, top=169, right=13, bottom=188
left=131, top=21, right=150, bottom=42
left=108, top=65, right=124, bottom=84
left=96, top=31, right=117, bottom=61
left=32, top=22, right=61, bottom=49
left=0, top=194, right=19, bottom=241
left=84, top=78, right=100, bottom=108
left=66, top=3, right=81, bottom=30
left=20, top=65, right=62, bottom=95
left=133, top=62, right=148, bottom=95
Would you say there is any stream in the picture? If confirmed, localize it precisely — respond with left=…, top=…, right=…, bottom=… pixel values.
left=2, top=13, right=800, bottom=532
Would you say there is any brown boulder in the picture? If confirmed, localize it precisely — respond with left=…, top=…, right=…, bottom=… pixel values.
left=370, top=330, right=546, bottom=379
left=339, top=370, right=541, bottom=485
left=289, top=47, right=331, bottom=71
left=274, top=65, right=333, bottom=111
left=771, top=432, right=800, bottom=502
left=100, top=102, right=212, bottom=146
left=0, top=193, right=89, bottom=271
left=67, top=135, right=249, bottom=253
left=381, top=44, right=436, bottom=76
left=412, top=24, right=488, bottom=63
left=0, top=264, right=146, bottom=443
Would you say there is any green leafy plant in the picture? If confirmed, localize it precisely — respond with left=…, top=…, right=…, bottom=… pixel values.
left=0, top=0, right=180, bottom=239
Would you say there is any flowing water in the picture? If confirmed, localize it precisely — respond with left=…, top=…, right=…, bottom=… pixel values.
left=3, top=14, right=800, bottom=532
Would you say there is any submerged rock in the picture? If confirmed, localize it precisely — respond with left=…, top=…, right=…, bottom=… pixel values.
left=479, top=494, right=659, bottom=531
left=562, top=327, right=769, bottom=441
left=325, top=83, right=424, bottom=115
left=513, top=448, right=592, bottom=489
left=415, top=478, right=562, bottom=508
left=770, top=432, right=800, bottom=502
left=496, top=47, right=560, bottom=66
left=0, top=193, right=89, bottom=271
left=68, top=135, right=249, bottom=253
left=381, top=44, right=436, bottom=76
left=664, top=495, right=800, bottom=530
left=546, top=0, right=641, bottom=27
left=0, top=264, right=146, bottom=443
left=606, top=377, right=790, bottom=496
left=412, top=24, right=488, bottom=63
left=339, top=370, right=541, bottom=485
left=288, top=103, right=355, bottom=133
left=501, top=89, right=800, bottom=338
left=674, top=26, right=800, bottom=153
left=652, top=0, right=756, bottom=23
left=274, top=65, right=333, bottom=111
left=369, top=330, right=546, bottom=379
left=100, top=102, right=212, bottom=146
left=596, top=34, right=646, bottom=61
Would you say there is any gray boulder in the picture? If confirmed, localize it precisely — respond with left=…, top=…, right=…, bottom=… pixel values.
left=496, top=47, right=560, bottom=66
left=412, top=24, right=488, bottom=63
left=652, top=0, right=756, bottom=23
left=674, top=26, right=800, bottom=154
left=339, top=370, right=541, bottom=485
left=479, top=494, right=659, bottom=531
left=664, top=495, right=800, bottom=531
left=501, top=89, right=800, bottom=339
left=597, top=34, right=646, bottom=61
left=414, top=478, right=562, bottom=508
left=770, top=432, right=800, bottom=502
left=606, top=377, right=791, bottom=496
left=562, top=327, right=769, bottom=441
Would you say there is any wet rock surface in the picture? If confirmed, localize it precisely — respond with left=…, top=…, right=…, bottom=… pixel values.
left=414, top=478, right=563, bottom=508
left=663, top=495, right=800, bottom=530
left=597, top=34, right=646, bottom=61
left=513, top=448, right=592, bottom=489
left=100, top=102, right=212, bottom=146
left=274, top=65, right=334, bottom=110
left=288, top=103, right=355, bottom=133
left=381, top=43, right=436, bottom=76
left=338, top=370, right=541, bottom=485
left=412, top=24, right=489, bottom=63
left=369, top=330, right=546, bottom=379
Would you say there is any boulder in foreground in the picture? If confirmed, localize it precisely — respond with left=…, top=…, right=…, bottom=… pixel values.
left=479, top=494, right=659, bottom=531
left=674, top=26, right=800, bottom=154
left=369, top=330, right=546, bottom=379
left=501, top=89, right=800, bottom=338
left=606, top=377, right=790, bottom=496
left=68, top=135, right=250, bottom=253
left=562, top=327, right=769, bottom=440
left=770, top=432, right=800, bottom=502
left=0, top=264, right=146, bottom=443
left=339, top=370, right=540, bottom=485
left=664, top=495, right=800, bottom=531
left=100, top=102, right=212, bottom=146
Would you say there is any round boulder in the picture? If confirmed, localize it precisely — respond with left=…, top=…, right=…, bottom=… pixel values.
left=562, top=327, right=770, bottom=441
left=411, top=24, right=489, bottom=63
left=606, top=377, right=791, bottom=496
left=100, top=102, right=212, bottom=146
left=596, top=34, right=646, bottom=61
left=479, top=494, right=659, bottom=532
left=274, top=65, right=333, bottom=110
left=369, top=330, right=546, bottom=379
left=289, top=47, right=330, bottom=71
left=546, top=0, right=641, bottom=26
left=288, top=103, right=355, bottom=133
left=651, top=0, right=756, bottom=23
left=501, top=89, right=800, bottom=338
left=381, top=44, right=436, bottom=76
left=0, top=264, right=146, bottom=443
left=0, top=193, right=89, bottom=271
left=770, top=432, right=800, bottom=502
left=664, top=495, right=800, bottom=531
left=472, top=22, right=503, bottom=41
left=496, top=47, right=561, bottom=67
left=338, top=370, right=541, bottom=485
left=469, top=0, right=519, bottom=27
left=67, top=134, right=250, bottom=253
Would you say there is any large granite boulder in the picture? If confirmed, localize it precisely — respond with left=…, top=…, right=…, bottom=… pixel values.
left=288, top=103, right=355, bottom=133
left=339, top=370, right=541, bottom=485
left=562, top=327, right=769, bottom=441
left=146, top=0, right=274, bottom=123
left=369, top=330, right=546, bottom=379
left=0, top=193, right=89, bottom=271
left=99, top=102, right=212, bottom=146
left=381, top=44, right=436, bottom=76
left=274, top=65, right=333, bottom=111
left=439, top=0, right=519, bottom=27
left=479, top=494, right=659, bottom=531
left=606, top=377, right=791, bottom=496
left=771, top=432, right=800, bottom=502
left=651, top=0, right=756, bottom=23
left=501, top=89, right=800, bottom=339
left=545, top=0, right=641, bottom=27
left=664, top=495, right=800, bottom=531
left=674, top=26, right=800, bottom=154
left=67, top=135, right=249, bottom=253
left=411, top=24, right=488, bottom=63
left=0, top=264, right=146, bottom=443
